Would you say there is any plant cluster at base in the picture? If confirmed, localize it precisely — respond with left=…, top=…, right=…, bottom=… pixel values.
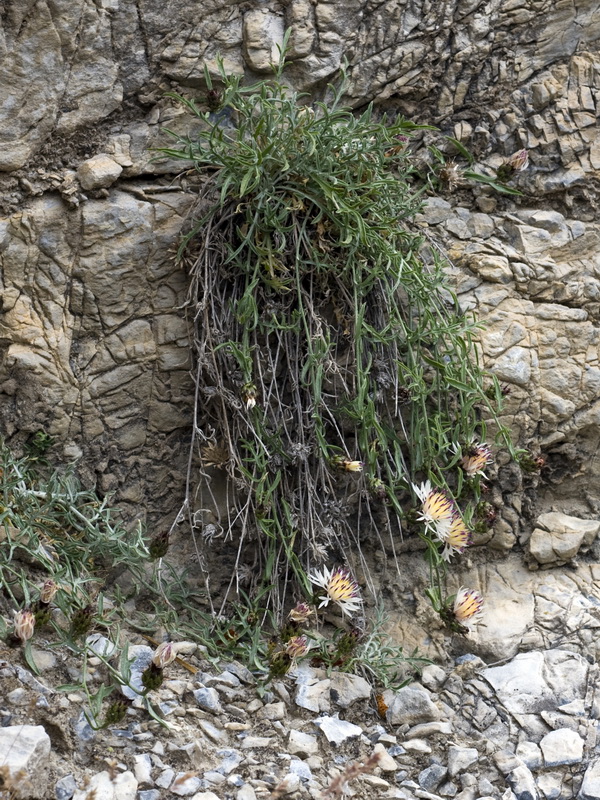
left=158, top=42, right=516, bottom=628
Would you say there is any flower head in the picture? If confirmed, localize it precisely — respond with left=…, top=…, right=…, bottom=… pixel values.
left=242, top=383, right=257, bottom=411
left=14, top=609, right=35, bottom=643
left=285, top=635, right=309, bottom=661
left=460, top=442, right=493, bottom=478
left=152, top=641, right=177, bottom=669
left=288, top=602, right=315, bottom=624
left=441, top=515, right=472, bottom=560
left=413, top=481, right=456, bottom=540
left=40, top=579, right=58, bottom=605
left=507, top=148, right=529, bottom=172
left=453, top=587, right=484, bottom=630
left=331, top=456, right=363, bottom=473
left=309, top=566, right=362, bottom=616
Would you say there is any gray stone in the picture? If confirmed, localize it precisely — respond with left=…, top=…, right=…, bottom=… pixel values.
left=313, top=715, right=363, bottom=745
left=386, top=685, right=440, bottom=726
left=421, top=197, right=453, bottom=225
left=515, top=741, right=543, bottom=770
left=138, top=792, right=161, bottom=800
left=507, top=765, right=539, bottom=800
left=170, top=773, right=203, bottom=796
left=483, top=650, right=588, bottom=715
left=288, top=729, right=319, bottom=757
left=448, top=746, right=479, bottom=777
left=540, top=728, right=584, bottom=766
left=55, top=774, right=78, bottom=800
left=77, top=155, right=123, bottom=190
left=193, top=687, right=224, bottom=715
left=295, top=678, right=331, bottom=713
left=72, top=771, right=137, bottom=800
left=330, top=672, right=372, bottom=708
left=235, top=787, right=257, bottom=800
left=289, top=759, right=312, bottom=781
left=419, top=764, right=448, bottom=791
left=132, top=753, right=153, bottom=786
left=579, top=759, right=600, bottom=800
left=0, top=725, right=51, bottom=799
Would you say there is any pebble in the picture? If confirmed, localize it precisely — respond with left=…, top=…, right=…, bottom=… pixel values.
left=386, top=685, right=440, bottom=725
left=539, top=728, right=584, bottom=766
left=288, top=729, right=319, bottom=757
left=193, top=687, right=224, bottom=715
left=313, top=715, right=363, bottom=745
left=448, top=746, right=479, bottom=777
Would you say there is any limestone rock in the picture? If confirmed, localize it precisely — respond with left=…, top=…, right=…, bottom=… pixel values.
left=581, top=759, right=600, bottom=800
left=77, top=155, right=123, bottom=190
left=72, top=771, right=137, bottom=800
left=386, top=684, right=440, bottom=726
left=313, top=715, right=363, bottom=745
left=330, top=672, right=371, bottom=708
left=0, top=725, right=51, bottom=799
left=483, top=650, right=588, bottom=715
left=539, top=728, right=584, bottom=766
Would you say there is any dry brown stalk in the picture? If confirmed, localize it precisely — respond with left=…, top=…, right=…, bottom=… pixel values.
left=321, top=750, right=383, bottom=798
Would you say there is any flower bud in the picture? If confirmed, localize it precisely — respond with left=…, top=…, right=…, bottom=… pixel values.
left=141, top=662, right=164, bottom=692
left=152, top=641, right=177, bottom=669
left=149, top=530, right=170, bottom=560
left=14, top=609, right=35, bottom=643
left=70, top=604, right=95, bottom=638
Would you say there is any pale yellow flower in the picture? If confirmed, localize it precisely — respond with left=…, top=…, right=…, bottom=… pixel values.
left=309, top=566, right=362, bottom=616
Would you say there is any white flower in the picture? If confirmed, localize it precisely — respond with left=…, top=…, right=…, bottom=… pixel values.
left=309, top=566, right=362, bottom=616
left=412, top=481, right=457, bottom=540
left=453, top=587, right=484, bottom=630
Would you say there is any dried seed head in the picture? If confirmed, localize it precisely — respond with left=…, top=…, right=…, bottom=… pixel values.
left=40, top=579, right=58, bottom=605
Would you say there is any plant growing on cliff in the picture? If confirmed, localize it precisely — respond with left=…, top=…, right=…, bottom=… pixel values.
left=157, top=49, right=510, bottom=624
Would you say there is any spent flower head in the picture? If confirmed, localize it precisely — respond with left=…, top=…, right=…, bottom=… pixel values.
left=309, top=566, right=362, bottom=616
left=413, top=480, right=456, bottom=540
left=39, top=579, right=58, bottom=605
left=14, top=609, right=35, bottom=643
left=288, top=602, right=315, bottom=624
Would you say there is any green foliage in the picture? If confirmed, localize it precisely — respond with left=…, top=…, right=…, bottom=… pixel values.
left=158, top=52, right=513, bottom=621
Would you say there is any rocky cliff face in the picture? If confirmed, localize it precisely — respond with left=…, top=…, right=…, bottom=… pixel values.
left=1, top=1, right=600, bottom=657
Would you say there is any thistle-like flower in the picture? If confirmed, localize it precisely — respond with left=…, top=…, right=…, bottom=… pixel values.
left=285, top=635, right=309, bottom=661
left=460, top=442, right=493, bottom=478
left=152, top=641, right=177, bottom=669
left=507, top=148, right=529, bottom=172
left=14, top=609, right=35, bottom=643
left=309, top=566, right=362, bottom=616
left=496, top=149, right=529, bottom=182
left=288, top=602, right=315, bottom=624
left=441, top=515, right=472, bottom=561
left=412, top=481, right=456, bottom=540
left=453, top=587, right=484, bottom=631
